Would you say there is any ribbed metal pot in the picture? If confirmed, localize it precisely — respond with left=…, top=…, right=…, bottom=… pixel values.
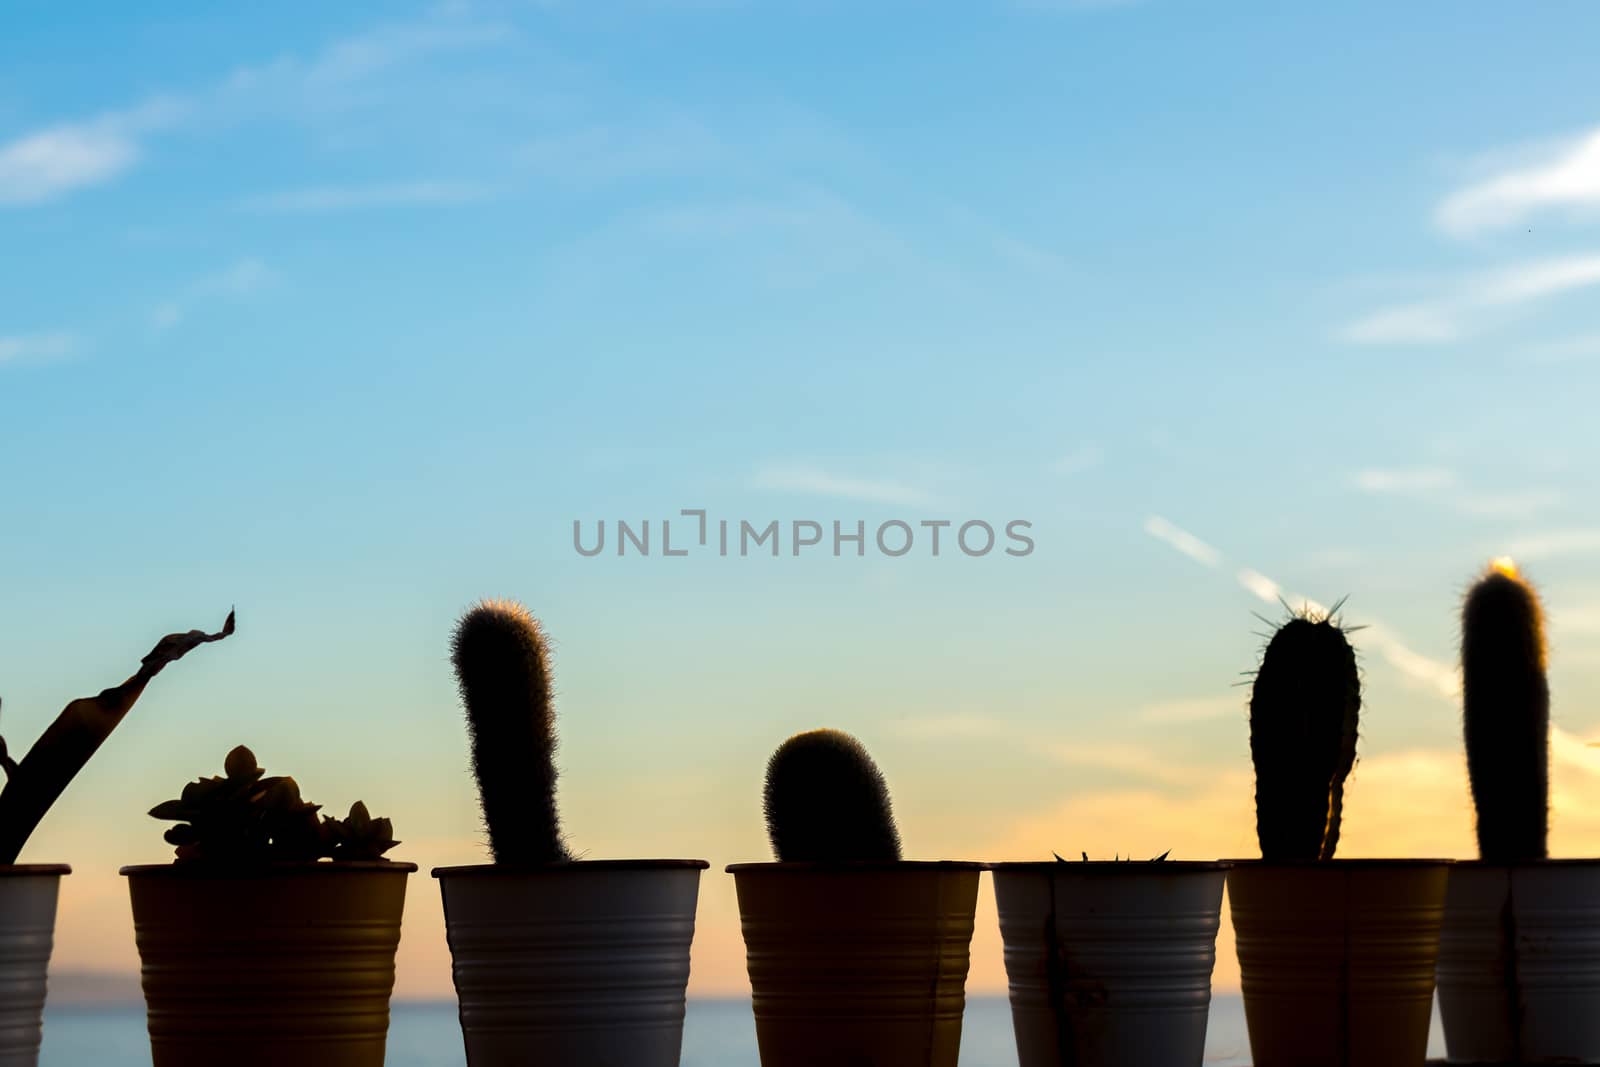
left=0, top=865, right=68, bottom=1067
left=1228, top=859, right=1449, bottom=1067
left=123, top=861, right=415, bottom=1067
left=991, top=861, right=1228, bottom=1067
left=435, top=860, right=708, bottom=1067
left=1438, top=860, right=1600, bottom=1064
left=729, top=861, right=983, bottom=1067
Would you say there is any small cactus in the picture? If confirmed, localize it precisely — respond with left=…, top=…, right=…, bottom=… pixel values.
left=150, top=745, right=398, bottom=862
left=451, top=600, right=569, bottom=865
left=1249, top=606, right=1361, bottom=862
left=1462, top=559, right=1549, bottom=863
left=764, top=729, right=902, bottom=862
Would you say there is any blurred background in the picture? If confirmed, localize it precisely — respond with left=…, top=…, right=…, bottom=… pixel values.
left=2, top=0, right=1598, bottom=1030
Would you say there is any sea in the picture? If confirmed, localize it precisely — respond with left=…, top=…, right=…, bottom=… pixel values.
left=39, top=994, right=1449, bottom=1065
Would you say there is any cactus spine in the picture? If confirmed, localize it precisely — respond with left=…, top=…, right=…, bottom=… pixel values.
left=451, top=599, right=569, bottom=864
left=1249, top=608, right=1361, bottom=862
left=1462, top=559, right=1549, bottom=863
left=764, top=729, right=902, bottom=862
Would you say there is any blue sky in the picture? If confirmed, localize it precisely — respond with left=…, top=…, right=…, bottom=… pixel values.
left=3, top=0, right=1600, bottom=995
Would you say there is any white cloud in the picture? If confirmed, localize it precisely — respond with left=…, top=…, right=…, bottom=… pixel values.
left=1146, top=517, right=1460, bottom=700
left=750, top=463, right=935, bottom=507
left=1136, top=695, right=1242, bottom=725
left=0, top=124, right=139, bottom=205
left=151, top=258, right=275, bottom=332
left=890, top=714, right=1004, bottom=739
left=1341, top=254, right=1600, bottom=346
left=1438, top=127, right=1600, bottom=237
left=1505, top=529, right=1600, bottom=562
left=1352, top=467, right=1460, bottom=493
left=240, top=180, right=491, bottom=213
left=0, top=331, right=78, bottom=365
left=1, top=19, right=508, bottom=208
left=1052, top=444, right=1104, bottom=476
left=1142, top=516, right=1220, bottom=568
left=1523, top=332, right=1600, bottom=364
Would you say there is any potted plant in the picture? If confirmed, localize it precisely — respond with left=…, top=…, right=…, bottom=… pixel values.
left=990, top=850, right=1230, bottom=1067
left=0, top=609, right=233, bottom=1066
left=1436, top=559, right=1598, bottom=1064
left=1227, top=605, right=1450, bottom=1067
left=122, top=744, right=411, bottom=1067
left=433, top=599, right=708, bottom=1067
left=729, top=728, right=984, bottom=1067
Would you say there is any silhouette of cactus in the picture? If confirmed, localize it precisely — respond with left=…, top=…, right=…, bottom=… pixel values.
left=1462, top=559, right=1550, bottom=863
left=0, top=610, right=234, bottom=863
left=451, top=599, right=569, bottom=864
left=150, top=745, right=398, bottom=862
left=1249, top=606, right=1361, bottom=862
left=764, top=729, right=902, bottom=862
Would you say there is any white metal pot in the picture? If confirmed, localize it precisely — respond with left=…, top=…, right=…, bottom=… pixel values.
left=1438, top=860, right=1600, bottom=1064
left=435, top=860, right=707, bottom=1067
left=0, top=865, right=68, bottom=1067
left=991, top=861, right=1228, bottom=1067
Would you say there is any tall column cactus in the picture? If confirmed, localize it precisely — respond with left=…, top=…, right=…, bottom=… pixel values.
left=763, top=728, right=902, bottom=862
left=1462, top=559, right=1549, bottom=863
left=1249, top=608, right=1361, bottom=862
left=451, top=599, right=570, bottom=864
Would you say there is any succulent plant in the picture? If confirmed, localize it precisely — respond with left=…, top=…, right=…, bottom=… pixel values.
left=1056, top=850, right=1171, bottom=862
left=1462, top=559, right=1550, bottom=863
left=0, top=610, right=234, bottom=864
left=151, top=745, right=398, bottom=863
left=451, top=599, right=569, bottom=865
left=764, top=728, right=902, bottom=862
left=1249, top=605, right=1361, bottom=862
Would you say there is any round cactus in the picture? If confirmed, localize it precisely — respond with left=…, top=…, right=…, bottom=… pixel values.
left=763, top=728, right=902, bottom=862
left=1249, top=608, right=1361, bottom=862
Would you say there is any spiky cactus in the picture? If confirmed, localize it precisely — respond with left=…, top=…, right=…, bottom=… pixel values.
left=1249, top=608, right=1361, bottom=862
left=1462, top=559, right=1549, bottom=863
left=764, top=729, right=902, bottom=862
left=451, top=599, right=569, bottom=865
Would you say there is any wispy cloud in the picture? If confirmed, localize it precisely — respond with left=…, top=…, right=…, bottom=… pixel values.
left=1438, top=127, right=1600, bottom=237
left=750, top=463, right=936, bottom=507
left=0, top=99, right=180, bottom=206
left=0, top=331, right=79, bottom=365
left=240, top=180, right=490, bottom=213
left=1522, top=332, right=1600, bottom=364
left=0, top=19, right=509, bottom=207
left=151, top=258, right=275, bottom=332
left=1349, top=466, right=1561, bottom=520
left=1142, top=516, right=1220, bottom=568
left=1351, top=467, right=1460, bottom=493
left=1136, top=695, right=1242, bottom=725
left=1504, top=529, right=1600, bottom=562
left=1144, top=518, right=1460, bottom=699
left=1052, top=444, right=1104, bottom=477
left=889, top=714, right=1004, bottom=739
left=520, top=120, right=728, bottom=183
left=1341, top=254, right=1600, bottom=345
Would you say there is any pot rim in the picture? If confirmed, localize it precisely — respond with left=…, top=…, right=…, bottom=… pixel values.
left=988, top=860, right=1232, bottom=873
left=0, top=864, right=70, bottom=876
left=1223, top=857, right=1453, bottom=868
left=726, top=860, right=985, bottom=873
left=121, top=860, right=417, bottom=877
left=432, top=859, right=710, bottom=877
left=1446, top=858, right=1600, bottom=868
